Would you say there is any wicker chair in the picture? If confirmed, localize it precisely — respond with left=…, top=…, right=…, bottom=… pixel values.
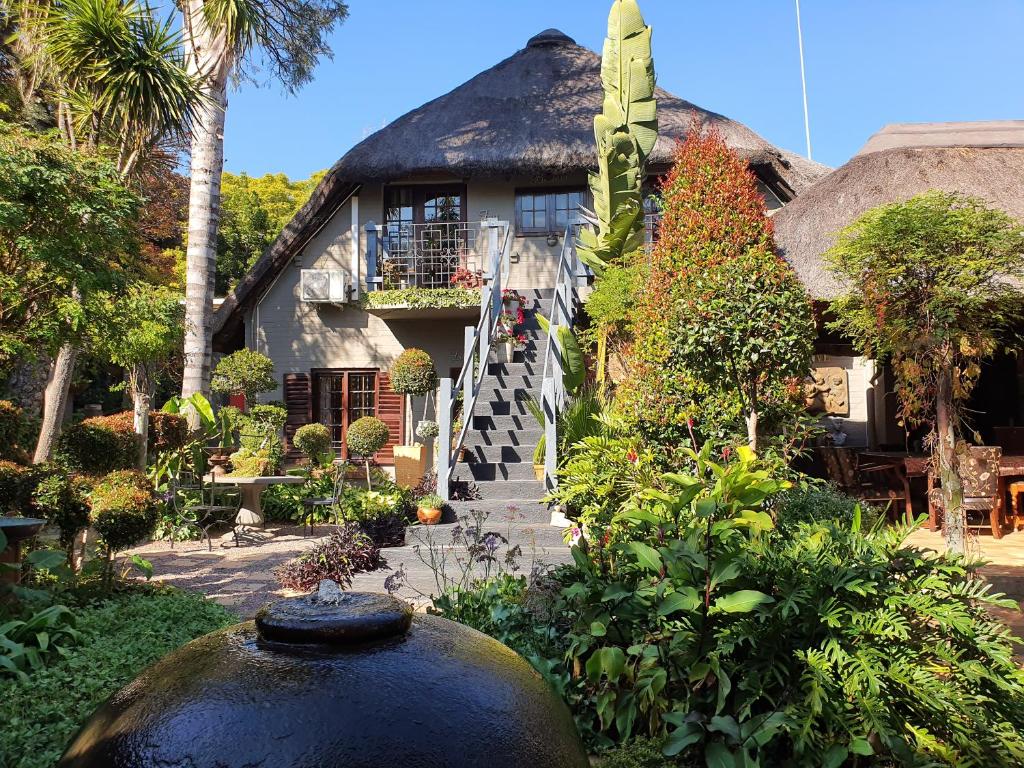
left=929, top=444, right=1003, bottom=537
left=820, top=446, right=912, bottom=522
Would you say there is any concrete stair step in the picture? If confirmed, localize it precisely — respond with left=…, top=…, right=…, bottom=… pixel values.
left=456, top=461, right=538, bottom=481
left=463, top=426, right=543, bottom=447
left=452, top=478, right=547, bottom=500
left=466, top=444, right=537, bottom=464
left=406, top=520, right=565, bottom=547
left=486, top=361, right=541, bottom=377
left=486, top=399, right=533, bottom=416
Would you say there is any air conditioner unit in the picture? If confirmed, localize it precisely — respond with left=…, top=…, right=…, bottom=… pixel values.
left=300, top=269, right=348, bottom=304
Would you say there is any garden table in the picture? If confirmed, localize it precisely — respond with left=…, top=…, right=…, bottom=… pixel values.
left=206, top=475, right=305, bottom=526
left=861, top=451, right=1024, bottom=537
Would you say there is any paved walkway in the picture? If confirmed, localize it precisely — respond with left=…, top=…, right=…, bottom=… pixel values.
left=127, top=517, right=572, bottom=618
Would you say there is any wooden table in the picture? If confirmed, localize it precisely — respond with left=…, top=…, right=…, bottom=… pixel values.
left=861, top=451, right=1024, bottom=538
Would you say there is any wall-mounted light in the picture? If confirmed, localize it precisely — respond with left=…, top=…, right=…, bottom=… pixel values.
left=546, top=232, right=559, bottom=247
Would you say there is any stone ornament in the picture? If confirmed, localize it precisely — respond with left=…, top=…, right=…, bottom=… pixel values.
left=804, top=366, right=849, bottom=416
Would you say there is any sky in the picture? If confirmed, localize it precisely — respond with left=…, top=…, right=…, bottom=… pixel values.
left=221, top=0, right=1024, bottom=179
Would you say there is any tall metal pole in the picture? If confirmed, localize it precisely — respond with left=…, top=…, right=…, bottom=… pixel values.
left=795, top=0, right=813, bottom=161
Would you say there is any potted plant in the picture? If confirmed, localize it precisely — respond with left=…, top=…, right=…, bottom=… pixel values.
left=493, top=313, right=525, bottom=363
left=416, top=493, right=444, bottom=525
left=207, top=407, right=236, bottom=477
left=389, top=349, right=439, bottom=486
left=501, top=288, right=527, bottom=318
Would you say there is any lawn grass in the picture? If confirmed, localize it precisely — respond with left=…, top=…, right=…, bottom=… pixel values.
left=0, top=588, right=236, bottom=768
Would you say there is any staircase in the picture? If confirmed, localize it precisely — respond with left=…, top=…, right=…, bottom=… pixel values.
left=444, top=288, right=553, bottom=523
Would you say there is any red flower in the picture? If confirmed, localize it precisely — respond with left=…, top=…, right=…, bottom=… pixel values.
left=722, top=446, right=732, bottom=461
left=626, top=447, right=639, bottom=464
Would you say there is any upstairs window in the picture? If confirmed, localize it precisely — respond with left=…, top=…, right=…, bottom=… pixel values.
left=514, top=188, right=588, bottom=236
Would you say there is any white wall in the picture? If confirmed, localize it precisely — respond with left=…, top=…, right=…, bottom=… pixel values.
left=812, top=353, right=878, bottom=448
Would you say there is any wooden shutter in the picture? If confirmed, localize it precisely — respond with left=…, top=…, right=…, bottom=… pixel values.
left=283, top=372, right=312, bottom=456
left=376, top=372, right=405, bottom=465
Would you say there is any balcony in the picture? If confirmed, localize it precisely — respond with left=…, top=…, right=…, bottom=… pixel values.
left=362, top=219, right=508, bottom=319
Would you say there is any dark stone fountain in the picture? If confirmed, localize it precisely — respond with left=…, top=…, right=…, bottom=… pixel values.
left=58, top=582, right=589, bottom=768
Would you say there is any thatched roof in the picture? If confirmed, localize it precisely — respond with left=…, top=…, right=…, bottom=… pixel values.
left=332, top=29, right=823, bottom=191
left=214, top=28, right=829, bottom=346
left=774, top=121, right=1024, bottom=300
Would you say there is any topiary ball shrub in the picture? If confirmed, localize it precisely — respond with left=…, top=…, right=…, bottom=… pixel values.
left=56, top=415, right=137, bottom=474
left=294, top=423, right=332, bottom=465
left=147, top=411, right=188, bottom=454
left=389, top=348, right=439, bottom=396
left=211, top=348, right=277, bottom=403
left=90, top=471, right=157, bottom=572
left=274, top=523, right=382, bottom=591
left=346, top=417, right=389, bottom=458
left=34, top=472, right=92, bottom=550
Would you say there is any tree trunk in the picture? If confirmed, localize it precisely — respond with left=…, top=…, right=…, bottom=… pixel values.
left=936, top=363, right=965, bottom=554
left=33, top=343, right=77, bottom=463
left=132, top=362, right=152, bottom=470
left=180, top=6, right=231, bottom=426
left=745, top=410, right=758, bottom=453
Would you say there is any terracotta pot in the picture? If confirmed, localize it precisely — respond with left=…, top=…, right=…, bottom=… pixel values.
left=417, top=506, right=442, bottom=525
left=533, top=464, right=545, bottom=482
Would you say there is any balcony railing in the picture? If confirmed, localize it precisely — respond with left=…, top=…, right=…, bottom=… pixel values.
left=365, top=220, right=503, bottom=290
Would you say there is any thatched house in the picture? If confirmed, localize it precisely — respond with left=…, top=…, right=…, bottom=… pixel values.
left=775, top=121, right=1024, bottom=449
left=213, top=27, right=826, bottom=476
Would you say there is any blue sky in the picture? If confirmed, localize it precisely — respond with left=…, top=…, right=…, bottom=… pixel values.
left=222, top=0, right=1024, bottom=179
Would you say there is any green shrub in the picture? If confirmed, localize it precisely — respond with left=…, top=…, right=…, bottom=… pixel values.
left=0, top=604, right=80, bottom=680
left=771, top=483, right=882, bottom=533
left=346, top=416, right=389, bottom=457
left=210, top=348, right=276, bottom=402
left=33, top=473, right=92, bottom=550
left=274, top=523, right=382, bottom=591
left=227, top=448, right=272, bottom=477
left=235, top=404, right=286, bottom=466
left=294, top=423, right=332, bottom=465
left=449, top=446, right=1024, bottom=766
left=389, top=348, right=438, bottom=396
left=0, top=459, right=35, bottom=513
left=0, top=399, right=32, bottom=461
left=56, top=414, right=137, bottom=474
left=598, top=738, right=696, bottom=768
left=0, top=589, right=234, bottom=768
left=90, top=471, right=157, bottom=568
left=147, top=411, right=188, bottom=453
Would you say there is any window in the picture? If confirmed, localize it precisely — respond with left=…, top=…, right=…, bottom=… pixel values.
left=312, top=370, right=378, bottom=458
left=382, top=185, right=468, bottom=288
left=514, top=188, right=589, bottom=235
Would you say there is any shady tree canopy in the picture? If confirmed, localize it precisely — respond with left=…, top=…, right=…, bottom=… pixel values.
left=828, top=190, right=1024, bottom=553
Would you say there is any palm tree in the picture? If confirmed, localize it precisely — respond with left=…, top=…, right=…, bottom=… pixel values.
left=7, top=0, right=203, bottom=461
left=178, top=0, right=348, bottom=416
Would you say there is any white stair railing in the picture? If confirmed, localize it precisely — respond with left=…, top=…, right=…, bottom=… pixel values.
left=437, top=219, right=511, bottom=501
left=540, top=217, right=587, bottom=492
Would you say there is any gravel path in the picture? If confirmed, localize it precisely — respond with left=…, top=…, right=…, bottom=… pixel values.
left=127, top=520, right=571, bottom=618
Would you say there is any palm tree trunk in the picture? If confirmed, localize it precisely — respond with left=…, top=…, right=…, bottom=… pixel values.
left=34, top=342, right=77, bottom=463
left=936, top=363, right=965, bottom=554
left=181, top=7, right=231, bottom=425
